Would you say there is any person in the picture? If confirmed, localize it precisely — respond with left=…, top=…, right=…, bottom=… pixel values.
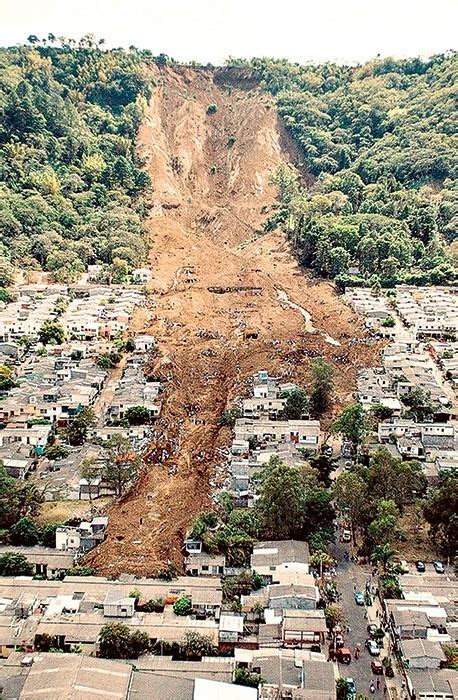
left=370, top=682, right=375, bottom=694
left=354, top=647, right=360, bottom=660
left=383, top=686, right=387, bottom=696
left=377, top=679, right=381, bottom=690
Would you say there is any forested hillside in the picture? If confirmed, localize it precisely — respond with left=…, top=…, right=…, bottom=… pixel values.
left=0, top=35, right=151, bottom=286
left=245, top=53, right=458, bottom=286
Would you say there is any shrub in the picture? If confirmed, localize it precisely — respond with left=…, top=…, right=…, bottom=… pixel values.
left=173, top=595, right=192, bottom=616
left=9, top=517, right=40, bottom=546
left=206, top=103, right=218, bottom=114
left=0, top=552, right=33, bottom=576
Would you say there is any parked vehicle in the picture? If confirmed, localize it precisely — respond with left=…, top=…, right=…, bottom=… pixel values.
left=354, top=591, right=365, bottom=605
left=335, top=634, right=345, bottom=649
left=371, top=660, right=383, bottom=675
left=367, top=624, right=378, bottom=636
left=344, top=677, right=356, bottom=697
left=433, top=560, right=445, bottom=574
left=365, top=639, right=381, bottom=656
left=336, top=648, right=352, bottom=664
left=416, top=560, right=426, bottom=572
left=342, top=530, right=351, bottom=543
left=344, top=460, right=352, bottom=470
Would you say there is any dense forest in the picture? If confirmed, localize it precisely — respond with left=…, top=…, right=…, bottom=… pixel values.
left=246, top=53, right=458, bottom=286
left=0, top=34, right=152, bottom=286
left=0, top=42, right=456, bottom=289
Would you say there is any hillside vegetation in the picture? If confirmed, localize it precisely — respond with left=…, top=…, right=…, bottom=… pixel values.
left=243, top=53, right=458, bottom=286
left=0, top=35, right=151, bottom=286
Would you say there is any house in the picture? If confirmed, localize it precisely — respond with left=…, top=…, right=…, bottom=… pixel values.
left=406, top=669, right=458, bottom=700
left=55, top=517, right=108, bottom=552
left=103, top=590, right=135, bottom=618
left=132, top=267, right=152, bottom=284
left=401, top=639, right=446, bottom=669
left=185, top=553, right=225, bottom=577
left=134, top=334, right=156, bottom=352
left=219, top=613, right=245, bottom=644
left=268, top=584, right=319, bottom=610
left=390, top=608, right=430, bottom=640
left=0, top=546, right=74, bottom=579
left=250, top=541, right=310, bottom=583
left=235, top=420, right=320, bottom=449
left=2, top=652, right=133, bottom=700
left=282, top=610, right=327, bottom=648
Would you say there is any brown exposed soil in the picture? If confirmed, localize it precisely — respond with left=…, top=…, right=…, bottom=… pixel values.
left=87, top=66, right=381, bottom=577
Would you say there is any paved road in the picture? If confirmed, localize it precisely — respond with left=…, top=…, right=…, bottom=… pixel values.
left=331, top=540, right=388, bottom=699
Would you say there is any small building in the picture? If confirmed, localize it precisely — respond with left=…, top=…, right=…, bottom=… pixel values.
left=185, top=553, right=225, bottom=577
left=401, top=639, right=446, bottom=669
left=132, top=267, right=152, bottom=284
left=268, top=583, right=319, bottom=611
left=103, top=590, right=135, bottom=618
left=407, top=669, right=458, bottom=700
left=282, top=609, right=327, bottom=648
left=250, top=540, right=310, bottom=583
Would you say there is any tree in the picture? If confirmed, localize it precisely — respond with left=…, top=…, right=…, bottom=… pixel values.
left=423, top=474, right=458, bottom=558
left=331, top=403, right=369, bottom=450
left=79, top=458, right=100, bottom=501
left=324, top=604, right=346, bottom=629
left=173, top=595, right=192, bottom=616
left=402, top=387, right=436, bottom=421
left=0, top=365, right=16, bottom=392
left=63, top=408, right=96, bottom=447
left=371, top=543, right=399, bottom=574
left=368, top=499, right=400, bottom=546
left=0, top=552, right=33, bottom=576
left=124, top=338, right=136, bottom=352
left=206, top=104, right=218, bottom=114
left=367, top=449, right=427, bottom=509
left=38, top=320, right=65, bottom=346
left=124, top=406, right=150, bottom=426
left=102, top=436, right=141, bottom=496
left=181, top=631, right=217, bottom=658
left=281, top=387, right=309, bottom=420
left=309, top=358, right=335, bottom=415
left=254, top=456, right=334, bottom=540
left=234, top=667, right=263, bottom=688
left=333, top=471, right=371, bottom=543
left=9, top=517, right=40, bottom=546
left=40, top=522, right=62, bottom=548
left=99, top=622, right=150, bottom=659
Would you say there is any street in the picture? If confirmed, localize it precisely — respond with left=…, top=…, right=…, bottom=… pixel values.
left=331, top=539, right=388, bottom=699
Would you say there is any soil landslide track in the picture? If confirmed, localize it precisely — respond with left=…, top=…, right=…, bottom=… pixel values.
left=87, top=66, right=380, bottom=577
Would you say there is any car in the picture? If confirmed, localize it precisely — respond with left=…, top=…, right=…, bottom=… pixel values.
left=344, top=460, right=352, bottom=470
left=323, top=446, right=333, bottom=456
left=365, top=639, right=380, bottom=656
left=335, top=634, right=345, bottom=649
left=367, top=624, right=378, bottom=636
left=371, top=660, right=383, bottom=675
left=354, top=591, right=365, bottom=605
left=433, top=560, right=445, bottom=574
left=342, top=530, right=351, bottom=543
left=416, top=560, right=426, bottom=572
left=344, top=677, right=356, bottom=697
left=336, top=648, right=352, bottom=664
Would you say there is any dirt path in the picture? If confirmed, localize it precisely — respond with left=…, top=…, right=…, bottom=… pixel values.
left=87, top=66, right=381, bottom=577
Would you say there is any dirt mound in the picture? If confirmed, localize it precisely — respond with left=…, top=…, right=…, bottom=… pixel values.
left=86, top=66, right=380, bottom=577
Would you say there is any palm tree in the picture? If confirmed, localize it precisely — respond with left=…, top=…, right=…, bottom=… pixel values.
left=371, top=543, right=399, bottom=574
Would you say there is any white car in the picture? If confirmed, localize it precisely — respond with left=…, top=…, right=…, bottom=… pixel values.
left=342, top=530, right=351, bottom=543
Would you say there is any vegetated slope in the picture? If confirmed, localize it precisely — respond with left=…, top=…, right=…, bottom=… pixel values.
left=87, top=65, right=380, bottom=577
left=249, top=53, right=458, bottom=286
left=0, top=39, right=150, bottom=286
